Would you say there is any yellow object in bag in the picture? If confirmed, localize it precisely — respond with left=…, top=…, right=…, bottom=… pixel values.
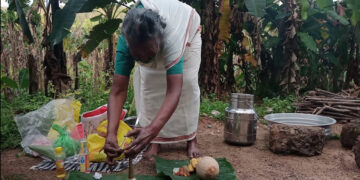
left=72, top=100, right=82, bottom=123
left=87, top=120, right=133, bottom=162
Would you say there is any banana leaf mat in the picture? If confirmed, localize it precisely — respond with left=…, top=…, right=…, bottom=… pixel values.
left=66, top=156, right=236, bottom=180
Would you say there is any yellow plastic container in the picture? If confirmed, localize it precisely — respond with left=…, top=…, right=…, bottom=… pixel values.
left=55, top=147, right=66, bottom=179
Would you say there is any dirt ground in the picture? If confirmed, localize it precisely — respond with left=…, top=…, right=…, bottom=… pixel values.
left=1, top=117, right=360, bottom=180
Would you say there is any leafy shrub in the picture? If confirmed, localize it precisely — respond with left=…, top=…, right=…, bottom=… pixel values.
left=255, top=96, right=296, bottom=118
left=200, top=94, right=229, bottom=120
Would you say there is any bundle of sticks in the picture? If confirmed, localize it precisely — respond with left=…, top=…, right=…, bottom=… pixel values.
left=294, top=87, right=360, bottom=123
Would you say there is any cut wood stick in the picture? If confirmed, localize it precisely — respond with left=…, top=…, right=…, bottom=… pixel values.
left=333, top=105, right=360, bottom=111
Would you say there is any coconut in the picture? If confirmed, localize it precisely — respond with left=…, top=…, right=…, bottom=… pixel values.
left=196, top=156, right=219, bottom=179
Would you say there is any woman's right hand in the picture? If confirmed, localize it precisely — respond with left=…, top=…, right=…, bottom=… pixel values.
left=104, top=135, right=123, bottom=166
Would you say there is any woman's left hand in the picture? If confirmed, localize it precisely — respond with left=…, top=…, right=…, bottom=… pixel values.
left=124, top=126, right=159, bottom=157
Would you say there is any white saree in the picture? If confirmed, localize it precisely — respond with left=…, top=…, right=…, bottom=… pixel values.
left=133, top=0, right=202, bottom=143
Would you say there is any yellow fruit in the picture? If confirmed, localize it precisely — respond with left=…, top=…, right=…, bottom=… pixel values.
left=196, top=156, right=219, bottom=180
left=190, top=158, right=200, bottom=168
left=188, top=164, right=194, bottom=172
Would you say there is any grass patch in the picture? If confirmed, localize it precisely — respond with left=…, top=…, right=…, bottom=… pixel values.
left=200, top=95, right=229, bottom=120
left=255, top=96, right=296, bottom=118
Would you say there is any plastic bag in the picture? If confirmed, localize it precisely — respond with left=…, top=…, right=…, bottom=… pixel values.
left=72, top=100, right=82, bottom=123
left=87, top=120, right=132, bottom=162
left=47, top=99, right=79, bottom=142
left=52, top=124, right=80, bottom=157
left=70, top=123, right=84, bottom=140
left=14, top=99, right=69, bottom=155
left=81, top=105, right=127, bottom=137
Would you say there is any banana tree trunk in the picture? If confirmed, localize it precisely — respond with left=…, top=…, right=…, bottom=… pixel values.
left=44, top=0, right=71, bottom=96
left=104, top=35, right=114, bottom=89
left=199, top=0, right=221, bottom=95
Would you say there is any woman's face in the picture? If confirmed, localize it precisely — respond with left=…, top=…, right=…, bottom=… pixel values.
left=128, top=38, right=159, bottom=63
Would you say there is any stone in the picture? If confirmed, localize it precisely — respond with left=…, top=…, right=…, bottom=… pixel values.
left=340, top=122, right=360, bottom=149
left=269, top=124, right=326, bottom=156
left=353, top=136, right=360, bottom=168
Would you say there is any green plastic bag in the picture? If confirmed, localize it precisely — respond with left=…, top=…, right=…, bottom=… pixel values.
left=52, top=124, right=80, bottom=157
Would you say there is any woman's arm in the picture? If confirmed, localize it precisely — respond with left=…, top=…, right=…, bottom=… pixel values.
left=107, top=74, right=130, bottom=137
left=104, top=74, right=130, bottom=164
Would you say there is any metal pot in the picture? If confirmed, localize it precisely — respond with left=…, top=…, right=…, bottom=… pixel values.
left=224, top=93, right=257, bottom=145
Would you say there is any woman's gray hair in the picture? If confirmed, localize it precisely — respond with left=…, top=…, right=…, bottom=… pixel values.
left=122, top=8, right=166, bottom=44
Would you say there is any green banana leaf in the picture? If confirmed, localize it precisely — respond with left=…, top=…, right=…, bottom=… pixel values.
left=244, top=0, right=266, bottom=18
left=66, top=171, right=166, bottom=180
left=155, top=157, right=236, bottom=180
left=29, top=145, right=56, bottom=160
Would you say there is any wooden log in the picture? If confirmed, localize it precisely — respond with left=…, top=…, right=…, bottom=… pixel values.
left=269, top=124, right=326, bottom=156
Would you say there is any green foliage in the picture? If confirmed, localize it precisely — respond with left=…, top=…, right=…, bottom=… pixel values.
left=80, top=18, right=122, bottom=57
left=13, top=0, right=33, bottom=43
left=74, top=61, right=135, bottom=116
left=316, top=0, right=333, bottom=10
left=200, top=94, right=229, bottom=120
left=298, top=32, right=317, bottom=52
left=1, top=76, right=18, bottom=89
left=47, top=0, right=89, bottom=46
left=18, top=68, right=29, bottom=89
left=345, top=0, right=360, bottom=26
left=300, top=0, right=310, bottom=21
left=1, top=91, right=51, bottom=150
left=255, top=96, right=296, bottom=118
left=244, top=0, right=266, bottom=17
left=327, top=10, right=349, bottom=25
left=78, top=0, right=116, bottom=13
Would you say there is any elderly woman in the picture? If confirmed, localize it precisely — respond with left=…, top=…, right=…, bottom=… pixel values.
left=104, top=0, right=202, bottom=161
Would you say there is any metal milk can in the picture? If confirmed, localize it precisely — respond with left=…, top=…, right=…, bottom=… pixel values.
left=224, top=93, right=258, bottom=145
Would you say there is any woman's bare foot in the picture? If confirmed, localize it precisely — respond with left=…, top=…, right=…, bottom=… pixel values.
left=187, top=137, right=200, bottom=158
left=143, top=143, right=160, bottom=160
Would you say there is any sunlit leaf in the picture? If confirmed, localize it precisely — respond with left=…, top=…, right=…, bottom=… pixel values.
left=90, top=14, right=103, bottom=22
left=327, top=10, right=349, bottom=25
left=244, top=0, right=266, bottom=18
left=298, top=32, right=317, bottom=52
left=345, top=0, right=360, bottom=26
left=80, top=19, right=122, bottom=57
left=14, top=0, right=34, bottom=43
left=300, top=0, right=310, bottom=21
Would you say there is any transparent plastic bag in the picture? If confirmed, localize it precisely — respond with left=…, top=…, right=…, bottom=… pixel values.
left=14, top=99, right=80, bottom=156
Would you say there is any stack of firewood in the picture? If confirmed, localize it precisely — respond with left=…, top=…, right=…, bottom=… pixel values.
left=294, top=87, right=360, bottom=123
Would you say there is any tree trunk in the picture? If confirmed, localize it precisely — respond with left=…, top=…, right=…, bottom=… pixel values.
left=199, top=0, right=221, bottom=95
left=43, top=0, right=71, bottom=96
left=104, top=35, right=114, bottom=89
left=28, top=54, right=39, bottom=94
left=73, top=52, right=81, bottom=90
left=345, top=36, right=359, bottom=88
left=225, top=47, right=235, bottom=91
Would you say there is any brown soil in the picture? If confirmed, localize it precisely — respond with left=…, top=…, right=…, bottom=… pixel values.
left=2, top=117, right=360, bottom=180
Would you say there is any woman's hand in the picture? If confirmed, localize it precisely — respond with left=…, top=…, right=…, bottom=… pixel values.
left=124, top=126, right=159, bottom=157
left=104, top=135, right=123, bottom=166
